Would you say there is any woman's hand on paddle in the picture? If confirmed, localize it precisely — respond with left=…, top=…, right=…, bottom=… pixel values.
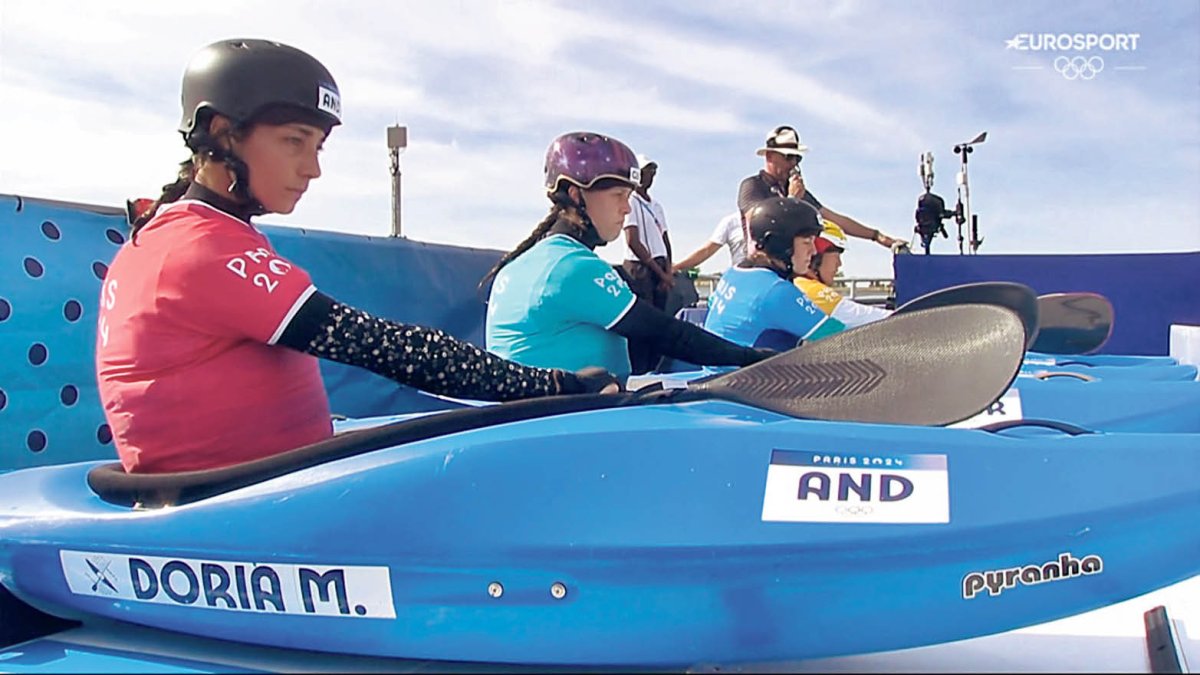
left=748, top=347, right=778, bottom=363
left=555, top=367, right=624, bottom=395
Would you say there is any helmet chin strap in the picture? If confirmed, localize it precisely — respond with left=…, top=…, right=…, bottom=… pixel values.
left=218, top=151, right=267, bottom=218
left=572, top=191, right=607, bottom=250
left=193, top=131, right=267, bottom=218
left=761, top=234, right=795, bottom=279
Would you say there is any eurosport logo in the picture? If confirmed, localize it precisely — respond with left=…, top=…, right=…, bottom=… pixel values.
left=1006, top=33, right=1143, bottom=81
left=1006, top=33, right=1141, bottom=52
left=1053, top=56, right=1104, bottom=81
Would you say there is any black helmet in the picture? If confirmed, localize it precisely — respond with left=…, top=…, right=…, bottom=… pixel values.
left=179, top=38, right=341, bottom=145
left=746, top=197, right=823, bottom=263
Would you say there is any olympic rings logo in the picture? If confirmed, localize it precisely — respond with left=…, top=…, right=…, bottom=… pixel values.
left=1054, top=56, right=1104, bottom=80
left=835, top=505, right=875, bottom=516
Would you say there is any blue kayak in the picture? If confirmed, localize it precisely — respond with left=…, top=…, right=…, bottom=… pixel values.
left=1018, top=363, right=1197, bottom=382
left=639, top=370, right=1200, bottom=434
left=953, top=378, right=1200, bottom=433
left=667, top=353, right=1192, bottom=381
left=1024, top=352, right=1179, bottom=368
left=1, top=396, right=1198, bottom=666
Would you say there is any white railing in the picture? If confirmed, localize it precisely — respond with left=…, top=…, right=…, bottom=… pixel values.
left=692, top=273, right=894, bottom=307
left=840, top=277, right=894, bottom=303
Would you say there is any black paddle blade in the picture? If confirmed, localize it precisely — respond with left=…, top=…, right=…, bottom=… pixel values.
left=895, top=281, right=1040, bottom=349
left=1032, top=292, right=1114, bottom=354
left=686, top=304, right=1025, bottom=426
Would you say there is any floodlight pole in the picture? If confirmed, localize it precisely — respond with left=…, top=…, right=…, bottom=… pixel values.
left=387, top=125, right=408, bottom=238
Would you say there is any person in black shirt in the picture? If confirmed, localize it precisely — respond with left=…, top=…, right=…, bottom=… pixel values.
left=737, top=126, right=901, bottom=253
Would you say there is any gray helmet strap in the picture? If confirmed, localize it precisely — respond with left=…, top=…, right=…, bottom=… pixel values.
left=189, top=129, right=266, bottom=218
left=223, top=153, right=266, bottom=217
left=573, top=192, right=607, bottom=250
left=546, top=189, right=606, bottom=250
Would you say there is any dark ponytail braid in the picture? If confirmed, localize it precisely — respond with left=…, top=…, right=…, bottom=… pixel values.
left=130, top=158, right=196, bottom=243
left=478, top=189, right=581, bottom=293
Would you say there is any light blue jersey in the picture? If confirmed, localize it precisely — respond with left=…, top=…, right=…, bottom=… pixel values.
left=703, top=267, right=843, bottom=348
left=487, top=234, right=638, bottom=377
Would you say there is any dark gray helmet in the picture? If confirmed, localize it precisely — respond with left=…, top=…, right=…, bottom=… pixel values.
left=179, top=38, right=341, bottom=144
left=746, top=197, right=823, bottom=263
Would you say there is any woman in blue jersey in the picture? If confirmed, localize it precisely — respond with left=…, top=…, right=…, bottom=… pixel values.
left=481, top=132, right=769, bottom=379
left=703, top=197, right=846, bottom=349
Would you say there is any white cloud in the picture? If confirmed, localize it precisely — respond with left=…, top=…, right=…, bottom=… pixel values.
left=1, top=0, right=1197, bottom=283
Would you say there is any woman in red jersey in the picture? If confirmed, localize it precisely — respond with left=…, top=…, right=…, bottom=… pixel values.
left=96, top=39, right=615, bottom=474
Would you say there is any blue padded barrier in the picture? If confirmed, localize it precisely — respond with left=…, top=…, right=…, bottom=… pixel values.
left=894, top=253, right=1200, bottom=356
left=261, top=224, right=502, bottom=418
left=1, top=196, right=125, bottom=471
left=0, top=194, right=502, bottom=471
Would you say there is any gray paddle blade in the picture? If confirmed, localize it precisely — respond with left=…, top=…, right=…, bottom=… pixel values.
left=689, top=304, right=1025, bottom=426
left=1032, top=292, right=1114, bottom=354
left=896, top=281, right=1039, bottom=349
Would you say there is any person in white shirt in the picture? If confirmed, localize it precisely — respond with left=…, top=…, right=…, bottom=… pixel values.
left=672, top=210, right=746, bottom=273
left=622, top=154, right=674, bottom=373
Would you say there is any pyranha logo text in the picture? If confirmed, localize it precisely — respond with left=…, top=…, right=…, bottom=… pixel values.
left=962, top=551, right=1103, bottom=599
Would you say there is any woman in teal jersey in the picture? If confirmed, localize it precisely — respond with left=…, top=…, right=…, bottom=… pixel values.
left=481, top=132, right=768, bottom=379
left=703, top=197, right=846, bottom=350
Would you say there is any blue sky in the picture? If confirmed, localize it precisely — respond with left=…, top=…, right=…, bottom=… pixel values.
left=1, top=0, right=1197, bottom=278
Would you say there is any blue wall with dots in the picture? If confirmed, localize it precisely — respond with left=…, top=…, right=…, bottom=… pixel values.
left=1, top=196, right=124, bottom=471
left=1, top=194, right=503, bottom=472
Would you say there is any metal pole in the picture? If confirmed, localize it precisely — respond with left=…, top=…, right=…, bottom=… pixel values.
left=954, top=131, right=987, bottom=255
left=954, top=164, right=966, bottom=256
left=386, top=125, right=408, bottom=238
left=961, top=151, right=972, bottom=254
left=389, top=147, right=401, bottom=237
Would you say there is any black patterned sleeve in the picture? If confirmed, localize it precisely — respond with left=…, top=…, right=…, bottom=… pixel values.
left=276, top=291, right=570, bottom=401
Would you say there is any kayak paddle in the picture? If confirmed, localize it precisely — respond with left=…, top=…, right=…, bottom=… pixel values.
left=1031, top=292, right=1114, bottom=354
left=677, top=303, right=1025, bottom=425
left=895, top=281, right=1039, bottom=349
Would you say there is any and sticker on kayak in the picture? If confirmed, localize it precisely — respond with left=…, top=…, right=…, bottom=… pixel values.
left=60, top=550, right=396, bottom=619
left=962, top=552, right=1104, bottom=599
left=761, top=449, right=949, bottom=524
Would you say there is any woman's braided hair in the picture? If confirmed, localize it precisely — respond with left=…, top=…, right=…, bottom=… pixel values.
left=478, top=187, right=593, bottom=292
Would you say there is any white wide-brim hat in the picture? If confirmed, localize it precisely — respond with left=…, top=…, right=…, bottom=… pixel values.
left=756, top=125, right=809, bottom=156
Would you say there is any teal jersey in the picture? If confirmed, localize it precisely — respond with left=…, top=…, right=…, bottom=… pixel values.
left=486, top=234, right=638, bottom=377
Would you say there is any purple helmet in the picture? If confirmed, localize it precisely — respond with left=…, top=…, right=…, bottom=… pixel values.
left=544, top=132, right=641, bottom=193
